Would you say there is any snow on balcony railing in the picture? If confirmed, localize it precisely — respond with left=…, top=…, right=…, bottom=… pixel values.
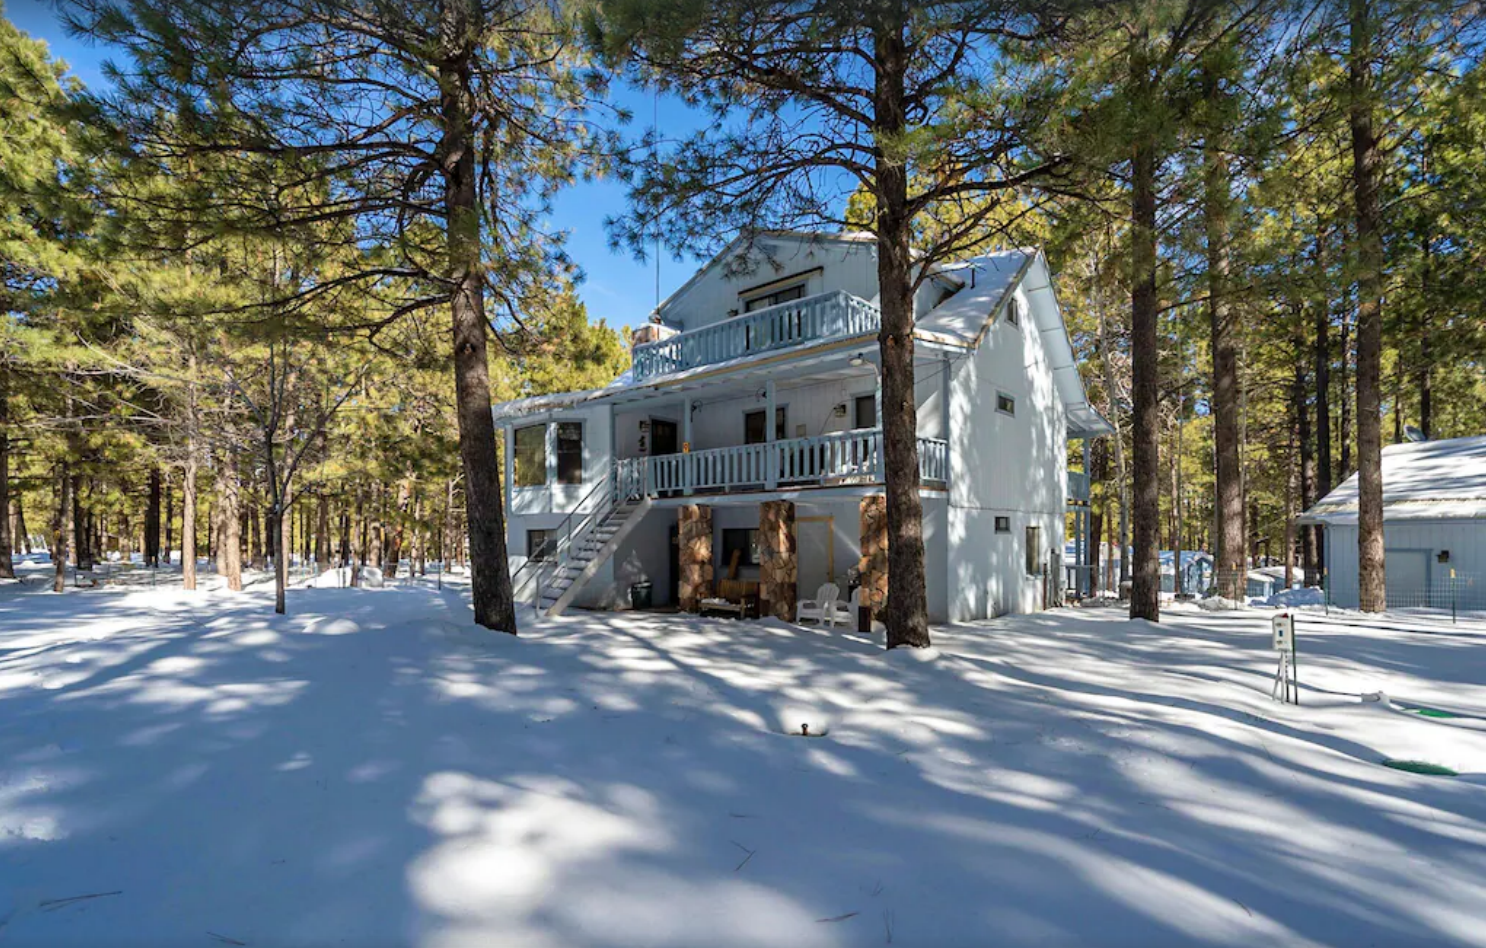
left=630, top=291, right=880, bottom=382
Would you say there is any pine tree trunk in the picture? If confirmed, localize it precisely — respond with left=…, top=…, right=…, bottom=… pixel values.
left=441, top=0, right=517, bottom=632
left=315, top=494, right=330, bottom=568
left=182, top=452, right=198, bottom=591
left=353, top=486, right=366, bottom=586
left=250, top=499, right=264, bottom=570
left=301, top=502, right=312, bottom=564
left=72, top=471, right=92, bottom=571
left=1312, top=256, right=1331, bottom=580
left=1129, top=47, right=1162, bottom=622
left=0, top=374, right=13, bottom=580
left=1418, top=233, right=1433, bottom=438
left=1285, top=382, right=1298, bottom=591
left=1296, top=328, right=1317, bottom=583
left=53, top=465, right=70, bottom=593
left=1204, top=65, right=1243, bottom=601
left=221, top=454, right=243, bottom=592
left=1350, top=0, right=1386, bottom=613
left=871, top=8, right=930, bottom=648
left=414, top=493, right=426, bottom=576
left=443, top=478, right=457, bottom=570
left=368, top=484, right=382, bottom=568
left=162, top=476, right=173, bottom=567
left=144, top=467, right=161, bottom=568
left=14, top=495, right=30, bottom=555
left=1338, top=305, right=1352, bottom=478
left=263, top=503, right=275, bottom=562
left=1095, top=281, right=1130, bottom=589
left=274, top=487, right=291, bottom=614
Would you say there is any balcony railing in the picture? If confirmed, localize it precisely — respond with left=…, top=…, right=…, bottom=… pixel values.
left=631, top=290, right=881, bottom=382
left=614, top=429, right=948, bottom=499
left=1068, top=471, right=1090, bottom=503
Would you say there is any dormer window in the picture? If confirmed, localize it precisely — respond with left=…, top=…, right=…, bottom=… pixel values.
left=743, top=282, right=806, bottom=312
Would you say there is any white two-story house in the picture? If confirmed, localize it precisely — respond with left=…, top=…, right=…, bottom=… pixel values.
left=493, top=231, right=1109, bottom=623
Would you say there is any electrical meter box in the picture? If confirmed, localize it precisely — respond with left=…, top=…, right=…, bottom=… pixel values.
left=1271, top=613, right=1295, bottom=651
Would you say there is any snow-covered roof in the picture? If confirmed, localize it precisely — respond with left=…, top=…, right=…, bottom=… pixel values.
left=652, top=230, right=878, bottom=325
left=1298, top=435, right=1486, bottom=525
left=492, top=239, right=1112, bottom=438
left=917, top=249, right=1113, bottom=438
left=916, top=251, right=1034, bottom=343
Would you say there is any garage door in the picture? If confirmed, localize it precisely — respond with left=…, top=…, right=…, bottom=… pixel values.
left=1384, top=548, right=1430, bottom=608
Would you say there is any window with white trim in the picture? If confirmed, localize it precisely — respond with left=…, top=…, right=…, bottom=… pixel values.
left=514, top=425, right=546, bottom=487
left=556, top=422, right=583, bottom=485
left=996, top=392, right=1016, bottom=416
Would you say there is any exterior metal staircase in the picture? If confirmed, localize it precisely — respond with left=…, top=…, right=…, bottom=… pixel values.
left=538, top=495, right=651, bottom=616
left=508, top=463, right=653, bottom=619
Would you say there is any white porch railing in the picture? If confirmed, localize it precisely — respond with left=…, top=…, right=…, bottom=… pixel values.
left=917, top=437, right=949, bottom=484
left=612, top=429, right=948, bottom=499
left=630, top=290, right=881, bottom=382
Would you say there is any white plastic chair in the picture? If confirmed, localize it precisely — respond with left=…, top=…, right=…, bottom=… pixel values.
left=798, top=583, right=852, bottom=627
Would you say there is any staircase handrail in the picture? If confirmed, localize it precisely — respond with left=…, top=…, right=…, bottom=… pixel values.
left=509, top=470, right=615, bottom=609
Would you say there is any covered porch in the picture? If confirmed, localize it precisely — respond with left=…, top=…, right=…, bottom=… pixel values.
left=607, top=492, right=893, bottom=627
left=608, top=344, right=952, bottom=502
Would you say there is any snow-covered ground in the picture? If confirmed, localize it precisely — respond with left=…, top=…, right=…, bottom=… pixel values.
left=3, top=568, right=1486, bottom=947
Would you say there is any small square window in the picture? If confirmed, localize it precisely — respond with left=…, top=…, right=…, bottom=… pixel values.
left=996, top=393, right=1016, bottom=416
left=995, top=516, right=1011, bottom=534
left=528, top=529, right=554, bottom=562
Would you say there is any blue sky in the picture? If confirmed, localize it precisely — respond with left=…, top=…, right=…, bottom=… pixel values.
left=5, top=0, right=702, bottom=334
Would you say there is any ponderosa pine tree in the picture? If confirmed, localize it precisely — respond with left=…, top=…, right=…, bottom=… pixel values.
left=63, top=0, right=610, bottom=632
left=588, top=0, right=1076, bottom=648
left=1, top=10, right=85, bottom=580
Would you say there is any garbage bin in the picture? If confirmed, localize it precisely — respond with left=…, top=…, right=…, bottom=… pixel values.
left=629, top=581, right=653, bottom=610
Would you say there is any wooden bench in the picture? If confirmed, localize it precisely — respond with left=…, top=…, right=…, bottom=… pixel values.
left=701, top=579, right=760, bottom=619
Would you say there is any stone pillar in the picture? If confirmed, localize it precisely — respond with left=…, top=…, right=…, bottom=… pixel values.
left=858, top=495, right=888, bottom=629
left=678, top=505, right=713, bottom=612
left=758, top=500, right=797, bottom=620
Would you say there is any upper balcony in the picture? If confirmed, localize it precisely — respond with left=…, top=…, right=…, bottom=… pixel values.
left=631, top=290, right=881, bottom=382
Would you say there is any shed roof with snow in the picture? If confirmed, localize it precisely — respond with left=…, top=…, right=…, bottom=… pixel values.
left=1298, top=435, right=1486, bottom=526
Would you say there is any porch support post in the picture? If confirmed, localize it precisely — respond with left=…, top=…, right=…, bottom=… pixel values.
left=941, top=352, right=952, bottom=485
left=607, top=404, right=617, bottom=499
left=873, top=361, right=884, bottom=482
left=678, top=504, right=713, bottom=613
left=1080, top=438, right=1090, bottom=597
left=545, top=418, right=556, bottom=488
left=765, top=380, right=778, bottom=490
left=502, top=425, right=513, bottom=513
left=858, top=495, right=888, bottom=632
left=759, top=500, right=797, bottom=620
left=682, top=397, right=694, bottom=496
